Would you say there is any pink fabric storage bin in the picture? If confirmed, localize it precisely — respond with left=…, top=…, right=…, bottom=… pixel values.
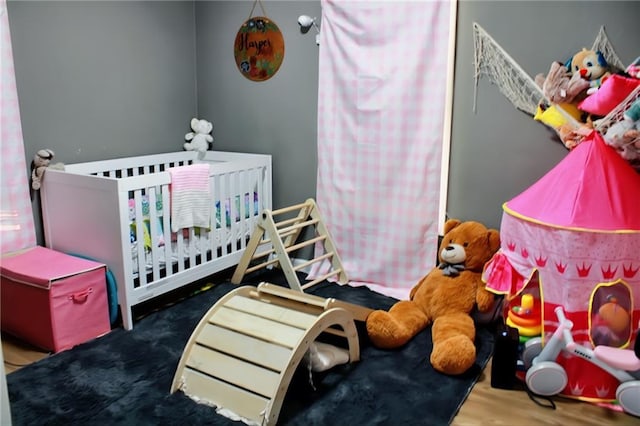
left=1, top=246, right=110, bottom=352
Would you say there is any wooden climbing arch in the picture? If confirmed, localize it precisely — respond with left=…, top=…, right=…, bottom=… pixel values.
left=171, top=282, right=367, bottom=426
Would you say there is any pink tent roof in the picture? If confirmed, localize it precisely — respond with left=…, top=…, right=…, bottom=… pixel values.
left=504, top=131, right=640, bottom=231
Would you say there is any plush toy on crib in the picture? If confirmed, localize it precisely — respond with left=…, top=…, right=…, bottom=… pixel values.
left=184, top=118, right=213, bottom=156
left=30, top=149, right=64, bottom=191
left=567, top=48, right=612, bottom=95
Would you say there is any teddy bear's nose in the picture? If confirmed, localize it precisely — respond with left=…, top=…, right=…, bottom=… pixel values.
left=580, top=69, right=588, bottom=78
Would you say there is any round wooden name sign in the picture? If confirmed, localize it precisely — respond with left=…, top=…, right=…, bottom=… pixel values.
left=234, top=17, right=285, bottom=82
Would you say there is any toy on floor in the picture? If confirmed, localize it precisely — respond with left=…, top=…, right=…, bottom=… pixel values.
left=591, top=295, right=632, bottom=347
left=184, top=117, right=213, bottom=156
left=522, top=307, right=640, bottom=417
left=505, top=293, right=542, bottom=342
left=231, top=198, right=351, bottom=295
left=365, top=219, right=500, bottom=375
left=171, top=283, right=364, bottom=426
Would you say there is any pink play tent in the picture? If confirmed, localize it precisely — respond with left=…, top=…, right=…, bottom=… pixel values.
left=483, top=131, right=640, bottom=402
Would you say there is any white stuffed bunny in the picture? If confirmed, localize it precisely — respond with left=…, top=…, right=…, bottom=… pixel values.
left=184, top=118, right=213, bottom=155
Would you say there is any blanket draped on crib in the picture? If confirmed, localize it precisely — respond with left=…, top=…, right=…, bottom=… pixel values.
left=168, top=164, right=211, bottom=233
left=315, top=1, right=451, bottom=300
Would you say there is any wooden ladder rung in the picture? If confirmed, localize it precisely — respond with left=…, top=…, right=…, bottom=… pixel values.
left=269, top=200, right=314, bottom=216
left=293, top=252, right=334, bottom=272
left=245, top=257, right=280, bottom=275
left=250, top=246, right=275, bottom=261
left=284, top=235, right=326, bottom=254
left=276, top=218, right=319, bottom=236
left=301, top=269, right=343, bottom=291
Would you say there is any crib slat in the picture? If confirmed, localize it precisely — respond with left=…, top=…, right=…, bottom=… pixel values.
left=133, top=190, right=147, bottom=288
left=161, top=187, right=173, bottom=278
left=148, top=188, right=161, bottom=280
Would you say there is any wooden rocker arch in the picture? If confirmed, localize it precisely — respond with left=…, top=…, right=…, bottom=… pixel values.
left=171, top=282, right=362, bottom=426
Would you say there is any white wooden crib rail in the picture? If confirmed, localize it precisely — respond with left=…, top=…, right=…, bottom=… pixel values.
left=63, top=151, right=198, bottom=176
left=42, top=151, right=272, bottom=330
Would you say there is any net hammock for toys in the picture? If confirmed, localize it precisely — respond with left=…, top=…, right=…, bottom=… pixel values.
left=472, top=23, right=543, bottom=116
left=472, top=22, right=638, bottom=136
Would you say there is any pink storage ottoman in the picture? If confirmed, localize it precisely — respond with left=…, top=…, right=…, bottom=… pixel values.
left=1, top=246, right=110, bottom=352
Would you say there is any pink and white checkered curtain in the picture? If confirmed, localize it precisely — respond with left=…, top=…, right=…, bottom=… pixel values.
left=316, top=1, right=451, bottom=300
left=1, top=0, right=36, bottom=254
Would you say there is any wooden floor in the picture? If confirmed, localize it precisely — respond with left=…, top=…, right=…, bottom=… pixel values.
left=453, top=361, right=639, bottom=426
left=3, top=333, right=639, bottom=425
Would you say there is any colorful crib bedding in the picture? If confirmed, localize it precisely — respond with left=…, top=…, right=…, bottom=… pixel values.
left=128, top=192, right=260, bottom=273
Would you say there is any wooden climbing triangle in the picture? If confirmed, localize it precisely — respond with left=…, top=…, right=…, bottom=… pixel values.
left=231, top=198, right=348, bottom=293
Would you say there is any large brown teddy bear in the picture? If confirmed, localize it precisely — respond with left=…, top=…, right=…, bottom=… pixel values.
left=366, top=219, right=500, bottom=375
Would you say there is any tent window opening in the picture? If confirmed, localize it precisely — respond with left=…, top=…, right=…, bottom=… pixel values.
left=589, top=281, right=633, bottom=348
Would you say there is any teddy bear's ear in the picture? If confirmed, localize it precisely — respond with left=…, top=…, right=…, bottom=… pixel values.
left=444, top=219, right=461, bottom=234
left=190, top=118, right=198, bottom=129
left=486, top=229, right=501, bottom=253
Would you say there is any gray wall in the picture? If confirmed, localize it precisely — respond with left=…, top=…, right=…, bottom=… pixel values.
left=194, top=1, right=322, bottom=212
left=7, top=1, right=640, bottom=245
left=450, top=1, right=640, bottom=229
left=8, top=1, right=198, bottom=244
left=8, top=1, right=197, bottom=162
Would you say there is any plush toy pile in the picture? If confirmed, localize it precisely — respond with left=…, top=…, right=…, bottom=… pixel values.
left=534, top=50, right=640, bottom=168
left=365, top=219, right=500, bottom=375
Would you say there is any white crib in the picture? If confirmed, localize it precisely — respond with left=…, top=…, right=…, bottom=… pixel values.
left=41, top=150, right=272, bottom=330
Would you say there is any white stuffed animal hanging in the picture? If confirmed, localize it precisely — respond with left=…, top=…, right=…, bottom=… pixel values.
left=30, top=148, right=65, bottom=192
left=30, top=149, right=54, bottom=191
left=184, top=118, right=213, bottom=155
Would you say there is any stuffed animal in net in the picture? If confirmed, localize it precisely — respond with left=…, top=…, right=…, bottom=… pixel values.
left=603, top=97, right=640, bottom=168
left=366, top=219, right=500, bottom=375
left=626, top=56, right=640, bottom=79
left=184, top=118, right=213, bottom=155
left=567, top=48, right=612, bottom=95
left=535, top=61, right=590, bottom=105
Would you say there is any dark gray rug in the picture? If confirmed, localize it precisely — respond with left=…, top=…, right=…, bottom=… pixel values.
left=6, top=270, right=495, bottom=426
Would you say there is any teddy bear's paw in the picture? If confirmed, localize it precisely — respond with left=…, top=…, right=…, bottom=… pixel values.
left=431, top=335, right=476, bottom=375
left=476, top=290, right=496, bottom=313
left=366, top=310, right=413, bottom=349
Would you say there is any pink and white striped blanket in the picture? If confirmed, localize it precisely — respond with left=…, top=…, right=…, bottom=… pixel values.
left=168, top=164, right=211, bottom=233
